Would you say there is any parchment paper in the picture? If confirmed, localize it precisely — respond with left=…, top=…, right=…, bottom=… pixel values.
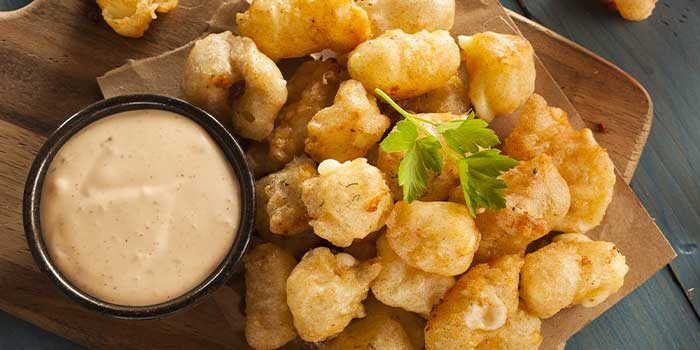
left=97, top=1, right=676, bottom=349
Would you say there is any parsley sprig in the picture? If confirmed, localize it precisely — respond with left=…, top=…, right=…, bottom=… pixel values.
left=375, top=88, right=518, bottom=217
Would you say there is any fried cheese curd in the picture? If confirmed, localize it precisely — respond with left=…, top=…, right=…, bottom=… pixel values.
left=236, top=0, right=373, bottom=61
left=356, top=0, right=455, bottom=36
left=96, top=0, right=177, bottom=38
left=302, top=158, right=394, bottom=247
left=255, top=156, right=318, bottom=236
left=365, top=296, right=427, bottom=350
left=458, top=32, right=535, bottom=122
left=608, top=0, right=657, bottom=21
left=243, top=243, right=297, bottom=350
left=450, top=154, right=571, bottom=263
left=286, top=247, right=382, bottom=342
left=348, top=30, right=461, bottom=99
left=269, top=60, right=342, bottom=165
left=405, top=71, right=471, bottom=115
left=371, top=234, right=455, bottom=317
left=503, top=94, right=616, bottom=233
left=320, top=305, right=413, bottom=350
left=256, top=230, right=324, bottom=260
left=520, top=234, right=629, bottom=318
left=305, top=80, right=391, bottom=162
left=364, top=295, right=425, bottom=350
left=245, top=141, right=286, bottom=178
left=343, top=230, right=380, bottom=261
left=425, top=255, right=525, bottom=350
left=182, top=32, right=287, bottom=141
left=385, top=201, right=480, bottom=276
left=475, top=307, right=543, bottom=350
left=321, top=295, right=427, bottom=350
left=377, top=113, right=461, bottom=201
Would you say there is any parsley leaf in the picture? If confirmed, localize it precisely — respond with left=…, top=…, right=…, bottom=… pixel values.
left=437, top=112, right=500, bottom=154
left=465, top=149, right=519, bottom=177
left=398, top=143, right=427, bottom=202
left=457, top=159, right=478, bottom=216
left=380, top=120, right=418, bottom=153
left=375, top=88, right=517, bottom=215
left=393, top=134, right=444, bottom=203
left=434, top=119, right=465, bottom=132
left=457, top=149, right=518, bottom=216
left=416, top=135, right=443, bottom=173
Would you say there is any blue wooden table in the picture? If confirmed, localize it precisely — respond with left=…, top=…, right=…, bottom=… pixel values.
left=1, top=0, right=698, bottom=348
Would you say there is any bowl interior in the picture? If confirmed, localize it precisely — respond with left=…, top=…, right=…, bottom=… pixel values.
left=23, top=94, right=254, bottom=319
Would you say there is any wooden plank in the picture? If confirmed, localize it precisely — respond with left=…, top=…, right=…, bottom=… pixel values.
left=0, top=0, right=679, bottom=349
left=0, top=0, right=226, bottom=134
left=504, top=0, right=700, bottom=320
left=0, top=7, right=75, bottom=348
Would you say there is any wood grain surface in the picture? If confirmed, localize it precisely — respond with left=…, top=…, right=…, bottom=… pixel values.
left=502, top=0, right=700, bottom=349
left=0, top=0, right=225, bottom=134
left=0, top=0, right=690, bottom=349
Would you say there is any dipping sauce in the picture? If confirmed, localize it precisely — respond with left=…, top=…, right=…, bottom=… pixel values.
left=40, top=109, right=240, bottom=306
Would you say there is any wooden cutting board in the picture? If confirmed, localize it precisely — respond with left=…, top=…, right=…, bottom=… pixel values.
left=0, top=1, right=656, bottom=349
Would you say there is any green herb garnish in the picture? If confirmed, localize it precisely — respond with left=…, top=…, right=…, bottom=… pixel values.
left=375, top=88, right=518, bottom=216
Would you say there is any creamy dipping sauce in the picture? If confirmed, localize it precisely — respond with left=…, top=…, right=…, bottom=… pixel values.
left=41, top=109, right=240, bottom=306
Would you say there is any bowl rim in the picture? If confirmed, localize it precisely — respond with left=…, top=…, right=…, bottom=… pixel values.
left=22, top=94, right=254, bottom=320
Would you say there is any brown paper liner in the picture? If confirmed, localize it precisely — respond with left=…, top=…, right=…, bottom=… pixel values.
left=97, top=1, right=675, bottom=348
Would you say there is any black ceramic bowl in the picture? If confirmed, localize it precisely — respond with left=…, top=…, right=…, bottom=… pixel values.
left=22, top=94, right=255, bottom=320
